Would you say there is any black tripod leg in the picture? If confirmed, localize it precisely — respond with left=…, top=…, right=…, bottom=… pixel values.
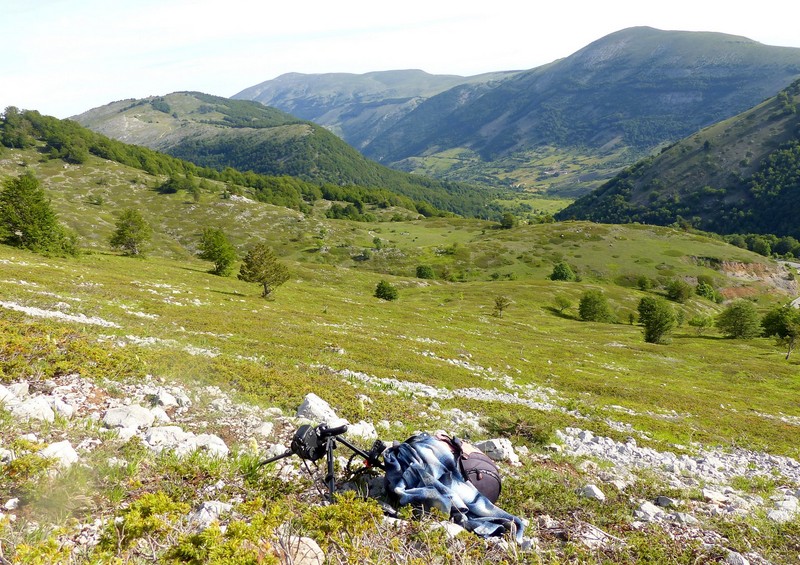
left=257, top=449, right=294, bottom=467
left=325, top=437, right=337, bottom=501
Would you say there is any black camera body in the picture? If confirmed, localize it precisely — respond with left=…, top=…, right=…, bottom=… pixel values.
left=290, top=424, right=326, bottom=461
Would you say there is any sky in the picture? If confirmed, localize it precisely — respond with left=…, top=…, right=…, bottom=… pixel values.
left=4, top=0, right=800, bottom=119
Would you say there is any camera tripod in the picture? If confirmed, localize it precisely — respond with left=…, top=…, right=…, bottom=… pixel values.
left=259, top=422, right=386, bottom=501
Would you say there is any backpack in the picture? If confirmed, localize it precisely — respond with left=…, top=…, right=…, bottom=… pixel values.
left=436, top=433, right=502, bottom=503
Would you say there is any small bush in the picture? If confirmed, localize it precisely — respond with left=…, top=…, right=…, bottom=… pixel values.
left=415, top=265, right=435, bottom=279
left=550, top=262, right=576, bottom=281
left=578, top=290, right=613, bottom=322
left=374, top=280, right=398, bottom=301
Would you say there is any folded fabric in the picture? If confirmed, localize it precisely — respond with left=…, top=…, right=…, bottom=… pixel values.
left=383, top=433, right=524, bottom=543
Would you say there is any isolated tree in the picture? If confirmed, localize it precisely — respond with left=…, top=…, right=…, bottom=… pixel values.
left=688, top=315, right=713, bottom=335
left=554, top=294, right=573, bottom=313
left=374, top=280, right=398, bottom=301
left=198, top=228, right=237, bottom=276
left=0, top=171, right=77, bottom=255
left=109, top=208, right=152, bottom=256
left=637, top=296, right=675, bottom=344
left=716, top=300, right=761, bottom=339
left=550, top=262, right=576, bottom=281
left=499, top=213, right=516, bottom=229
left=493, top=295, right=512, bottom=317
left=762, top=305, right=800, bottom=359
left=416, top=265, right=435, bottom=279
left=238, top=242, right=290, bottom=298
left=578, top=290, right=613, bottom=322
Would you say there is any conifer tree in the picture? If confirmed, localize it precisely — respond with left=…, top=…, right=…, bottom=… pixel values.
left=0, top=171, right=77, bottom=255
left=238, top=242, right=290, bottom=298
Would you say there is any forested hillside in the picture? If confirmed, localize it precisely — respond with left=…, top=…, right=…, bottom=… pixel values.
left=0, top=106, right=433, bottom=216
left=72, top=93, right=497, bottom=218
left=557, top=79, right=800, bottom=240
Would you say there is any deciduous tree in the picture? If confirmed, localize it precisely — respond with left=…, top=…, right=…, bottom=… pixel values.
left=198, top=228, right=237, bottom=276
left=716, top=300, right=761, bottom=339
left=578, top=290, right=613, bottom=322
left=637, top=296, right=675, bottom=344
left=109, top=208, right=152, bottom=256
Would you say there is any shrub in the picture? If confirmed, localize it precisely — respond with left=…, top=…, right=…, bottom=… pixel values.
left=716, top=300, right=762, bottom=338
left=493, top=296, right=512, bottom=317
left=198, top=228, right=237, bottom=276
left=666, top=279, right=693, bottom=303
left=550, top=262, right=576, bottom=281
left=578, top=290, right=613, bottom=322
left=374, top=280, right=398, bottom=301
left=637, top=296, right=675, bottom=344
left=415, top=265, right=435, bottom=279
left=0, top=172, right=78, bottom=256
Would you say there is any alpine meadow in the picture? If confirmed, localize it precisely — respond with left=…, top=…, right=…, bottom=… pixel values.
left=2, top=24, right=800, bottom=565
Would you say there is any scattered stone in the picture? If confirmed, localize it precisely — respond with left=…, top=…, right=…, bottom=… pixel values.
left=432, top=520, right=467, bottom=539
left=256, top=421, right=274, bottom=437
left=581, top=484, right=606, bottom=502
left=655, top=495, right=678, bottom=508
left=4, top=498, right=19, bottom=510
left=0, top=384, right=15, bottom=404
left=47, top=396, right=75, bottom=419
left=702, top=488, right=729, bottom=504
left=38, top=440, right=79, bottom=469
left=188, top=501, right=233, bottom=529
left=192, top=434, right=230, bottom=458
left=0, top=448, right=13, bottom=463
left=669, top=512, right=699, bottom=525
left=10, top=397, right=55, bottom=422
left=296, top=393, right=346, bottom=427
left=346, top=420, right=377, bottom=440
left=634, top=501, right=663, bottom=522
left=151, top=406, right=171, bottom=423
left=474, top=438, right=520, bottom=465
left=543, top=443, right=563, bottom=453
left=276, top=535, right=325, bottom=565
left=103, top=405, right=155, bottom=430
left=726, top=550, right=750, bottom=565
left=8, top=382, right=29, bottom=398
left=153, top=389, right=178, bottom=408
left=145, top=426, right=194, bottom=452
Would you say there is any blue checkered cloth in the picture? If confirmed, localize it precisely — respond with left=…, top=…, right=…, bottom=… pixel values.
left=383, top=433, right=524, bottom=542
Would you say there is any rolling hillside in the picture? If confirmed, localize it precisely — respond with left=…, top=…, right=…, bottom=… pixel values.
left=71, top=92, right=496, bottom=217
left=3, top=139, right=800, bottom=562
left=557, top=78, right=800, bottom=239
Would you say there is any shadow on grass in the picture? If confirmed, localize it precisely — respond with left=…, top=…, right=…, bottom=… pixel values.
left=542, top=305, right=579, bottom=320
left=209, top=288, right=245, bottom=297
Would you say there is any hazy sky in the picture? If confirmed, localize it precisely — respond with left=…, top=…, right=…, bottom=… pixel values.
left=4, top=0, right=800, bottom=119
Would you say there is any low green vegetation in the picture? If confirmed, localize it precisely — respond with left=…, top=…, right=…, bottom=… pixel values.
left=2, top=103, right=800, bottom=563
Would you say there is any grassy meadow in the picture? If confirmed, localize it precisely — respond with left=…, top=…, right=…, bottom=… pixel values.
left=3, top=146, right=800, bottom=562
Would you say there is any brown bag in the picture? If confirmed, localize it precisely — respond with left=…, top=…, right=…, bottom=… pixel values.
left=435, top=433, right=502, bottom=503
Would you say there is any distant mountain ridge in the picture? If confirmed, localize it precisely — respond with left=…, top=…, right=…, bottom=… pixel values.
left=232, top=69, right=519, bottom=150
left=235, top=27, right=800, bottom=194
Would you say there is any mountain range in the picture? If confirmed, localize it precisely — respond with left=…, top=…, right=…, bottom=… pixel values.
left=234, top=27, right=800, bottom=195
